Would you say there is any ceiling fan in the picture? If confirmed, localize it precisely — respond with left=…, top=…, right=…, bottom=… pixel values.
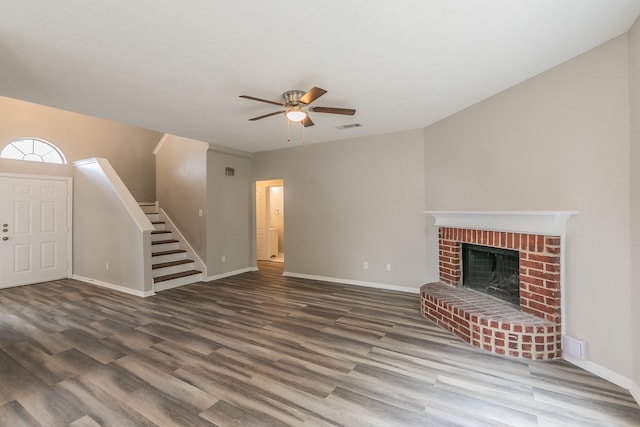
left=239, top=87, right=355, bottom=127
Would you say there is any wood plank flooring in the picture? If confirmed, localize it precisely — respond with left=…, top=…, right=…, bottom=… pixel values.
left=1, top=261, right=639, bottom=426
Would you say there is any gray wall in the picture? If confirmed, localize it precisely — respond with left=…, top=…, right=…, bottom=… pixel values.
left=252, top=129, right=426, bottom=287
left=155, top=136, right=253, bottom=276
left=156, top=135, right=208, bottom=262
left=206, top=147, right=252, bottom=275
left=0, top=97, right=161, bottom=200
left=73, top=158, right=153, bottom=293
left=629, top=17, right=640, bottom=397
left=423, top=35, right=634, bottom=379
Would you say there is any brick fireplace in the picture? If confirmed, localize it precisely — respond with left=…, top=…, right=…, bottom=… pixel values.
left=421, top=211, right=576, bottom=360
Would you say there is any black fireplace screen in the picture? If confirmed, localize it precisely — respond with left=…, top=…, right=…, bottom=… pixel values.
left=462, top=243, right=520, bottom=306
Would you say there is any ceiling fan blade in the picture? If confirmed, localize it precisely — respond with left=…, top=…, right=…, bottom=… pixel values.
left=302, top=115, right=314, bottom=127
left=299, top=87, right=327, bottom=105
left=249, top=111, right=285, bottom=121
left=311, top=106, right=356, bottom=115
left=239, top=95, right=284, bottom=106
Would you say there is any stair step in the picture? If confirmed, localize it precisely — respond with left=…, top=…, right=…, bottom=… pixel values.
left=152, top=259, right=193, bottom=269
left=150, top=230, right=172, bottom=242
left=152, top=249, right=186, bottom=257
left=151, top=249, right=187, bottom=264
left=151, top=221, right=165, bottom=231
left=153, top=269, right=202, bottom=283
left=151, top=239, right=179, bottom=245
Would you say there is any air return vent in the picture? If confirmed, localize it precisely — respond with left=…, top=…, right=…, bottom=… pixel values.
left=336, top=123, right=362, bottom=130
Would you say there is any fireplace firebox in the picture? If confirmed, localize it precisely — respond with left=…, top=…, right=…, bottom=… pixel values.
left=462, top=243, right=520, bottom=306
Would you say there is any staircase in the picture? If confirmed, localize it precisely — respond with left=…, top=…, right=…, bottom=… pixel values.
left=140, top=203, right=203, bottom=292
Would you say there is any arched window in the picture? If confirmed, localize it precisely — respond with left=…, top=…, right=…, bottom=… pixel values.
left=0, top=137, right=67, bottom=164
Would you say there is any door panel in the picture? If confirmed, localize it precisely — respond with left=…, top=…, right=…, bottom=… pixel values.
left=0, top=176, right=70, bottom=288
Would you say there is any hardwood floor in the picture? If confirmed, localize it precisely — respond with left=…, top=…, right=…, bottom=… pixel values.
left=1, top=261, right=639, bottom=426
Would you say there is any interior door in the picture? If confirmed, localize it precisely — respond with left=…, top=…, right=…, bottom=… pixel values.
left=0, top=175, right=70, bottom=288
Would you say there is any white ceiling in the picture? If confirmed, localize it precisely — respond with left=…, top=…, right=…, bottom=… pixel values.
left=2, top=1, right=639, bottom=153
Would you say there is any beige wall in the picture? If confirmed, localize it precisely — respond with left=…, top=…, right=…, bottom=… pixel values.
left=155, top=135, right=208, bottom=261
left=424, top=36, right=633, bottom=378
left=628, top=17, right=640, bottom=395
left=252, top=129, right=426, bottom=287
left=206, top=147, right=252, bottom=274
left=0, top=97, right=161, bottom=200
left=0, top=158, right=72, bottom=177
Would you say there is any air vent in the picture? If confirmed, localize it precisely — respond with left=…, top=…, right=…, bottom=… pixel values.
left=336, top=123, right=362, bottom=130
left=225, top=167, right=235, bottom=176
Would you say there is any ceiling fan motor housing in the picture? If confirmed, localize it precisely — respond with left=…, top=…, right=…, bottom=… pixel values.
left=282, top=90, right=305, bottom=106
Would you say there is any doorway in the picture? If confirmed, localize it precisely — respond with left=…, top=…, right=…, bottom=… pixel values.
left=256, top=179, right=284, bottom=264
left=0, top=174, right=72, bottom=288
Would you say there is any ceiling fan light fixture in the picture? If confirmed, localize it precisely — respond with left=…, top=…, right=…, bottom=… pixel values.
left=285, top=106, right=306, bottom=122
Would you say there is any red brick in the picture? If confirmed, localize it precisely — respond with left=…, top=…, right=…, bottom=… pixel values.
left=527, top=254, right=560, bottom=264
left=521, top=259, right=544, bottom=271
left=520, top=275, right=545, bottom=287
left=546, top=245, right=561, bottom=255
left=545, top=263, right=561, bottom=273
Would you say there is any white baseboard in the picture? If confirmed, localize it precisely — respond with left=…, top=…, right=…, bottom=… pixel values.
left=282, top=271, right=420, bottom=294
left=205, top=267, right=256, bottom=282
left=72, top=274, right=155, bottom=298
left=563, top=355, right=640, bottom=404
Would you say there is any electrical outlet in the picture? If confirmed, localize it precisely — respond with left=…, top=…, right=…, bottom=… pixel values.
left=221, top=255, right=226, bottom=263
left=386, top=264, right=392, bottom=272
left=363, top=261, right=369, bottom=270
left=198, top=209, right=203, bottom=217
left=105, top=262, right=110, bottom=270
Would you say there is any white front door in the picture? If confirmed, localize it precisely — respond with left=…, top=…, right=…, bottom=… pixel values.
left=0, top=175, right=71, bottom=288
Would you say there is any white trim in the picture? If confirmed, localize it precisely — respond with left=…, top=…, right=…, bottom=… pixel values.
left=282, top=271, right=420, bottom=294
left=563, top=355, right=640, bottom=404
left=152, top=133, right=169, bottom=156
left=205, top=267, right=255, bottom=282
left=159, top=208, right=207, bottom=277
left=425, top=210, right=578, bottom=235
left=72, top=274, right=155, bottom=298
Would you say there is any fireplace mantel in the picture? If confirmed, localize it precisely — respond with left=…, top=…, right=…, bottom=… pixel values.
left=425, top=211, right=578, bottom=235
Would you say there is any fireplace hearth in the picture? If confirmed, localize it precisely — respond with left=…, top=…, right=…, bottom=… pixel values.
left=420, top=211, right=578, bottom=360
left=462, top=243, right=520, bottom=306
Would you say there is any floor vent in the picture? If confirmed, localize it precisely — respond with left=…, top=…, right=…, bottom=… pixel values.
left=563, top=335, right=587, bottom=359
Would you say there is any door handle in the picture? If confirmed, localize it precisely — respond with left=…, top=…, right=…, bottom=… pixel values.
left=2, top=237, right=8, bottom=241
